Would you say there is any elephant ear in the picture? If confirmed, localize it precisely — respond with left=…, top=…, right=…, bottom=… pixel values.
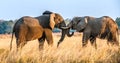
left=50, top=13, right=55, bottom=30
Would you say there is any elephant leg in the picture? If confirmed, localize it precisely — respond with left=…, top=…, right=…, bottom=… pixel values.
left=16, top=38, right=20, bottom=51
left=38, top=32, right=45, bottom=50
left=44, top=29, right=53, bottom=46
left=16, top=31, right=27, bottom=51
left=16, top=38, right=26, bottom=51
left=16, top=24, right=28, bottom=51
left=112, top=32, right=119, bottom=46
left=82, top=32, right=90, bottom=47
left=107, top=32, right=116, bottom=46
left=57, top=29, right=67, bottom=47
left=90, top=37, right=97, bottom=49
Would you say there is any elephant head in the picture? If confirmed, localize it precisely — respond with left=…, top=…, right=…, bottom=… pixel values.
left=42, top=11, right=66, bottom=29
left=67, top=17, right=81, bottom=29
left=51, top=13, right=66, bottom=29
left=52, top=13, right=67, bottom=46
left=43, top=11, right=67, bottom=47
left=66, top=17, right=88, bottom=37
left=76, top=17, right=88, bottom=32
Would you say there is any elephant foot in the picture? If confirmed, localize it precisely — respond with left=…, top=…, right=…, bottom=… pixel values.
left=82, top=42, right=87, bottom=48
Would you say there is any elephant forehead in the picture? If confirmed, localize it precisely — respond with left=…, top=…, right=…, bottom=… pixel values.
left=23, top=17, right=40, bottom=26
left=72, top=17, right=80, bottom=21
left=55, top=13, right=64, bottom=22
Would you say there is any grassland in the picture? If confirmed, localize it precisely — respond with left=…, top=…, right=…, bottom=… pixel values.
left=0, top=33, right=120, bottom=63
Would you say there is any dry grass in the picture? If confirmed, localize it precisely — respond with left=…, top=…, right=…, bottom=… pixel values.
left=0, top=33, right=120, bottom=63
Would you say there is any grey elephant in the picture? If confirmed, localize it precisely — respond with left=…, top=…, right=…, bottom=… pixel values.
left=63, top=16, right=119, bottom=48
left=10, top=11, right=67, bottom=50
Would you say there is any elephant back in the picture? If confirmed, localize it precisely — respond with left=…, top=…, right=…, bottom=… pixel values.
left=35, top=15, right=52, bottom=29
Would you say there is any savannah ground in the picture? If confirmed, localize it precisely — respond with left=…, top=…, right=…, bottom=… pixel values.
left=0, top=33, right=120, bottom=63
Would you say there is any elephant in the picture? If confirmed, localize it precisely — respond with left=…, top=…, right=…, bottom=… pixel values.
left=64, top=16, right=119, bottom=48
left=10, top=11, right=67, bottom=50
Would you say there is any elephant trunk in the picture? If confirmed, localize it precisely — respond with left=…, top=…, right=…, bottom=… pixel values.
left=57, top=21, right=74, bottom=47
left=57, top=29, right=66, bottom=47
left=57, top=28, right=74, bottom=47
left=66, top=28, right=74, bottom=37
left=57, top=21, right=68, bottom=47
left=66, top=22, right=74, bottom=37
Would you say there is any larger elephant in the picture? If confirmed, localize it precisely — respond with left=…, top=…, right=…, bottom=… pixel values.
left=64, top=16, right=119, bottom=48
left=10, top=11, right=67, bottom=50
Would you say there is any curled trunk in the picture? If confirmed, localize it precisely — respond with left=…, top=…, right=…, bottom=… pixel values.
left=66, top=21, right=74, bottom=37
left=57, top=21, right=74, bottom=47
left=57, top=28, right=74, bottom=47
left=66, top=28, right=74, bottom=37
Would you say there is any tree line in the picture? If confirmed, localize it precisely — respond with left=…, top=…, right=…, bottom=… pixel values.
left=0, top=17, right=120, bottom=34
left=0, top=20, right=15, bottom=34
left=116, top=17, right=120, bottom=29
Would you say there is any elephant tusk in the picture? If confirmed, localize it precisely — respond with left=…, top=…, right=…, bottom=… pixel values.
left=61, top=27, right=69, bottom=29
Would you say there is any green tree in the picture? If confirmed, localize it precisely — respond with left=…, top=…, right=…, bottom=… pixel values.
left=0, top=20, right=14, bottom=34
left=115, top=17, right=120, bottom=29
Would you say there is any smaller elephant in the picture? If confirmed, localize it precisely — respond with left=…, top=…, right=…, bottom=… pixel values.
left=66, top=16, right=119, bottom=48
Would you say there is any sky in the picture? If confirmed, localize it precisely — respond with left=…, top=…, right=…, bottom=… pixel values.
left=0, top=0, right=120, bottom=20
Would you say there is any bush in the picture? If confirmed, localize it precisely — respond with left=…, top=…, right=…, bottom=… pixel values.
left=0, top=20, right=14, bottom=34
left=115, top=17, right=120, bottom=29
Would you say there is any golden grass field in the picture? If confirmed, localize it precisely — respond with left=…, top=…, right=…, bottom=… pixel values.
left=0, top=33, right=120, bottom=63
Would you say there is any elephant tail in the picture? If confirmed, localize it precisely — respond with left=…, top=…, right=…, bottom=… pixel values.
left=10, top=31, right=14, bottom=51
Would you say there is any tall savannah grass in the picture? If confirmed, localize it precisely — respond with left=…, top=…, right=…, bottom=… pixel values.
left=0, top=33, right=120, bottom=63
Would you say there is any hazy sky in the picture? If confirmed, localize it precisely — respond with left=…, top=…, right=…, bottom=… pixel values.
left=0, top=0, right=120, bottom=20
